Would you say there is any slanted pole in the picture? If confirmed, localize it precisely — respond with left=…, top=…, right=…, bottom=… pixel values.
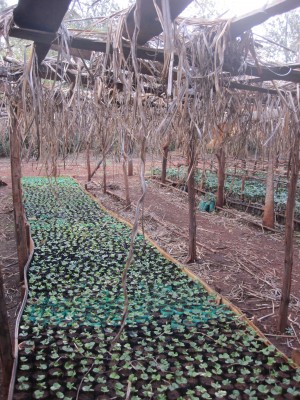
left=0, top=267, right=13, bottom=397
left=9, top=106, right=28, bottom=282
left=278, top=130, right=300, bottom=332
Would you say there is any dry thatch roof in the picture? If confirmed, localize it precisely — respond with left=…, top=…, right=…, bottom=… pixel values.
left=0, top=0, right=300, bottom=161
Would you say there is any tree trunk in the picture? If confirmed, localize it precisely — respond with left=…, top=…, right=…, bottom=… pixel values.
left=186, top=144, right=197, bottom=264
left=161, top=139, right=170, bottom=184
left=86, top=141, right=91, bottom=182
left=216, top=147, right=226, bottom=208
left=9, top=106, right=28, bottom=282
left=0, top=268, right=13, bottom=397
left=262, top=147, right=275, bottom=228
left=278, top=132, right=300, bottom=332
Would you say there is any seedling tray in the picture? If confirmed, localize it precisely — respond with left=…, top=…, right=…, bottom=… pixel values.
left=10, top=177, right=300, bottom=400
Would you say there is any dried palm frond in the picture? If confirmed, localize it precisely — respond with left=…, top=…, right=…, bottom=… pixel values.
left=0, top=6, right=14, bottom=39
left=0, top=6, right=14, bottom=55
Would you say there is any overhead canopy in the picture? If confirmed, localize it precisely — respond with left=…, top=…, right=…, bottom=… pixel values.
left=2, top=0, right=300, bottom=94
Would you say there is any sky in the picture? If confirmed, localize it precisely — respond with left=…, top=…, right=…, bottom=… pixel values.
left=117, top=0, right=269, bottom=18
left=210, top=0, right=269, bottom=18
left=4, top=0, right=269, bottom=18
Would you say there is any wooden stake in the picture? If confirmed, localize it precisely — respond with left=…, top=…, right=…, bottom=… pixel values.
left=86, top=141, right=91, bottom=182
left=240, top=175, right=245, bottom=202
left=278, top=130, right=300, bottom=332
left=186, top=134, right=197, bottom=263
left=263, top=145, right=275, bottom=229
left=128, top=158, right=133, bottom=176
left=161, top=137, right=170, bottom=184
left=9, top=106, right=28, bottom=282
left=216, top=146, right=226, bottom=208
left=122, top=133, right=131, bottom=209
left=103, top=156, right=107, bottom=194
left=127, top=137, right=134, bottom=177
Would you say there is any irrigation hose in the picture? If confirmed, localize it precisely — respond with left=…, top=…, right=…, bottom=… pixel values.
left=8, top=234, right=34, bottom=400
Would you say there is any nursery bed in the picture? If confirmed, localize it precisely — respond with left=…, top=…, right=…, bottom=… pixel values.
left=151, top=167, right=300, bottom=229
left=10, top=177, right=300, bottom=399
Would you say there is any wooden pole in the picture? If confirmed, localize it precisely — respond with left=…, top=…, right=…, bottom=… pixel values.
left=216, top=146, right=226, bottom=208
left=263, top=145, right=275, bottom=229
left=0, top=267, right=13, bottom=397
left=278, top=131, right=300, bottom=332
left=86, top=141, right=91, bottom=182
left=128, top=158, right=133, bottom=176
left=240, top=175, right=246, bottom=201
left=103, top=156, right=107, bottom=194
left=127, top=138, right=134, bottom=177
left=186, top=133, right=197, bottom=264
left=161, top=138, right=170, bottom=184
left=122, top=134, right=131, bottom=209
left=9, top=106, right=28, bottom=282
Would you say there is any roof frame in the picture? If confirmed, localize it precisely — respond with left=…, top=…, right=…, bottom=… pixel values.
left=5, top=0, right=300, bottom=95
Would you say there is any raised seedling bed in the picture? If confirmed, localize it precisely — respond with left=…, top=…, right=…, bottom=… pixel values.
left=152, top=167, right=300, bottom=224
left=11, top=177, right=300, bottom=399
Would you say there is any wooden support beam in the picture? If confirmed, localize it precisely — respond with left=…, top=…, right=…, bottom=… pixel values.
left=230, top=0, right=300, bottom=37
left=8, top=0, right=300, bottom=73
left=244, top=64, right=300, bottom=83
left=9, top=27, right=300, bottom=85
left=0, top=267, right=13, bottom=398
left=229, top=81, right=286, bottom=95
left=125, top=0, right=193, bottom=45
left=51, top=43, right=92, bottom=61
left=9, top=27, right=166, bottom=64
left=9, top=106, right=28, bottom=282
left=13, top=0, right=72, bottom=63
